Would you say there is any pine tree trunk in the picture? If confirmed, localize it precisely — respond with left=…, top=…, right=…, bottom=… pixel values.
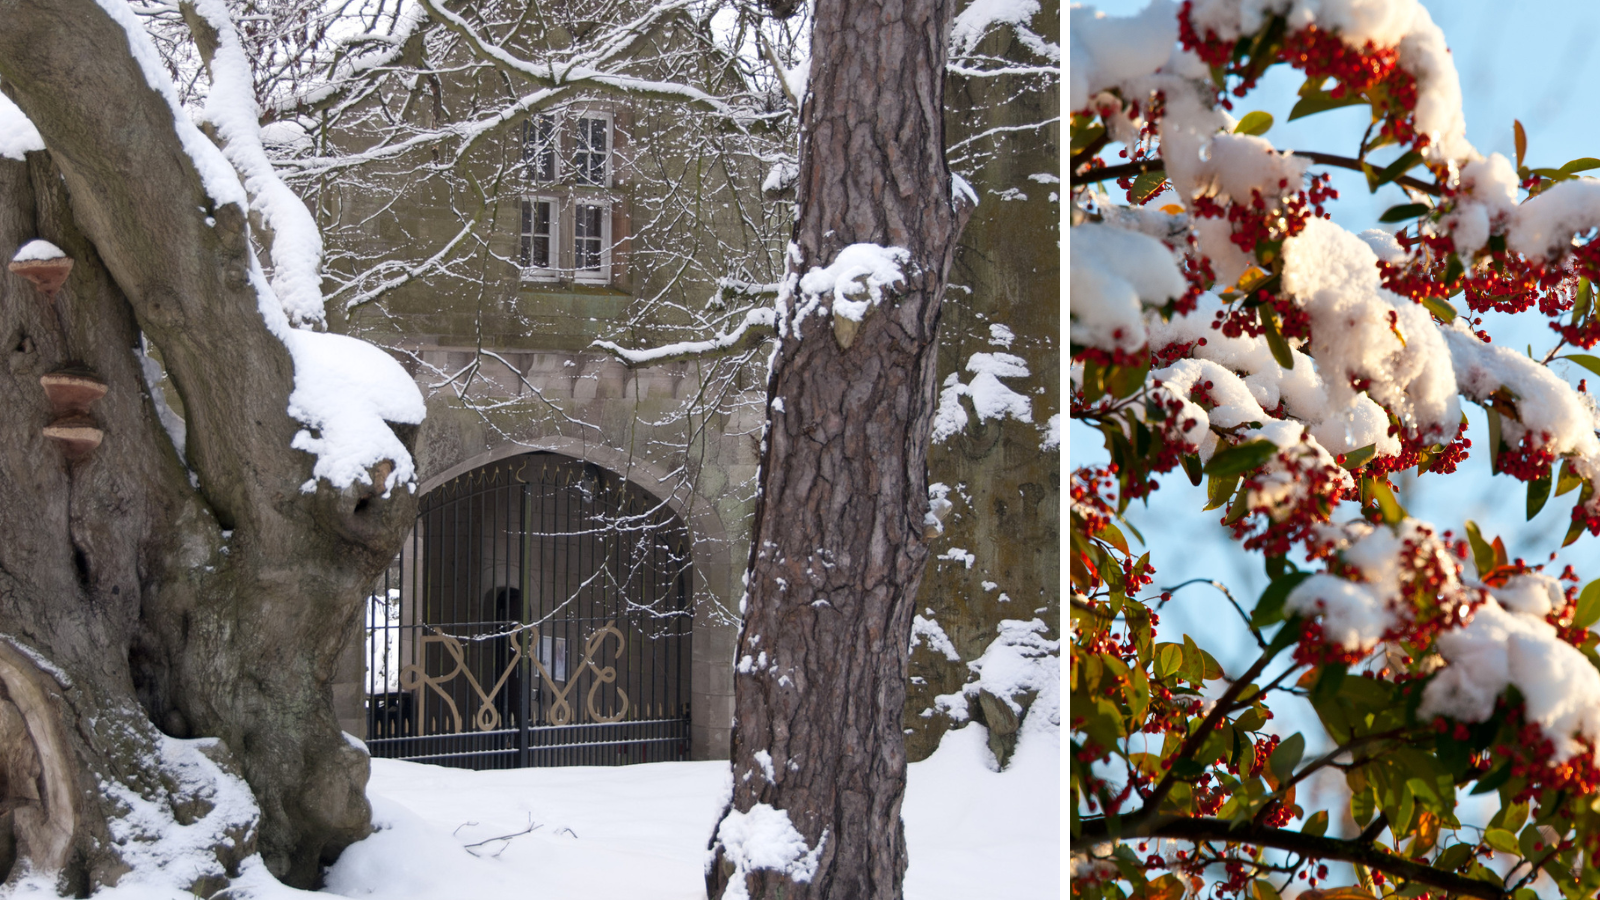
left=707, top=0, right=964, bottom=896
left=0, top=2, right=416, bottom=889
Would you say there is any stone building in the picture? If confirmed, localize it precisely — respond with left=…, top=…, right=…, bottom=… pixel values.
left=315, top=2, right=1060, bottom=770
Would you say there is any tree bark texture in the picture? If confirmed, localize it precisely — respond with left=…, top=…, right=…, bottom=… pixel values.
left=708, top=0, right=963, bottom=897
left=0, top=0, right=415, bottom=889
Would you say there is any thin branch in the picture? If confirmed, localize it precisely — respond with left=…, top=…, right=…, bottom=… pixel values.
left=1072, top=150, right=1443, bottom=197
left=1076, top=816, right=1508, bottom=900
left=1141, top=640, right=1285, bottom=816
left=1161, top=578, right=1264, bottom=649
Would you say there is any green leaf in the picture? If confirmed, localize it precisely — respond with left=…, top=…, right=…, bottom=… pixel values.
left=1252, top=571, right=1311, bottom=628
left=1205, top=472, right=1240, bottom=511
left=1070, top=122, right=1107, bottom=155
left=1154, top=643, right=1184, bottom=679
left=1370, top=479, right=1406, bottom=524
left=1107, top=354, right=1152, bottom=399
left=1259, top=308, right=1295, bottom=370
left=1444, top=253, right=1465, bottom=289
left=1485, top=827, right=1520, bottom=855
left=1420, top=295, right=1458, bottom=323
left=1577, top=581, right=1600, bottom=629
left=1563, top=157, right=1600, bottom=174
left=1234, top=110, right=1274, bottom=136
left=1560, top=354, right=1600, bottom=380
left=1302, top=809, right=1329, bottom=837
left=1351, top=784, right=1377, bottom=827
left=1252, top=879, right=1282, bottom=900
left=1515, top=119, right=1528, bottom=169
left=1129, top=169, right=1167, bottom=205
left=1487, top=407, right=1504, bottom=473
left=1578, top=278, right=1595, bottom=323
left=1339, top=444, right=1377, bottom=470
left=1373, top=149, right=1425, bottom=188
left=1269, top=732, right=1305, bottom=785
left=1436, top=842, right=1475, bottom=872
left=1465, top=520, right=1496, bottom=577
left=1557, top=459, right=1584, bottom=497
left=1288, top=91, right=1366, bottom=121
left=1528, top=462, right=1553, bottom=519
left=1182, top=453, right=1203, bottom=487
left=1378, top=202, right=1431, bottom=223
left=1204, top=440, right=1279, bottom=477
left=1472, top=761, right=1513, bottom=795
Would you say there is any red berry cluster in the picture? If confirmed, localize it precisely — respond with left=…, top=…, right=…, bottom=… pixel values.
left=1227, top=435, right=1353, bottom=556
left=1495, top=431, right=1559, bottom=483
left=1178, top=4, right=1426, bottom=151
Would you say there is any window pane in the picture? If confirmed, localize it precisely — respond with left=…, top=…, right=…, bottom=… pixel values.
left=575, top=204, right=603, bottom=270
left=525, top=114, right=556, bottom=182
left=532, top=235, right=549, bottom=269
left=574, top=116, right=607, bottom=186
left=519, top=200, right=532, bottom=267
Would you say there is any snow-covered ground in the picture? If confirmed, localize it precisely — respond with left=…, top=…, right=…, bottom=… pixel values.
left=14, top=717, right=1057, bottom=900
left=325, top=719, right=1060, bottom=900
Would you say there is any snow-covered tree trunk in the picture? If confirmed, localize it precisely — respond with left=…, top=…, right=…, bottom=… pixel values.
left=706, top=0, right=966, bottom=897
left=0, top=2, right=418, bottom=888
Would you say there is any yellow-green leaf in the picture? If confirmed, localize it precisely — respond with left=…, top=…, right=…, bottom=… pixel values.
left=1234, top=110, right=1274, bottom=136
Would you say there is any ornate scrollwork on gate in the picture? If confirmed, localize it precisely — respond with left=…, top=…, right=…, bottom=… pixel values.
left=398, top=621, right=630, bottom=733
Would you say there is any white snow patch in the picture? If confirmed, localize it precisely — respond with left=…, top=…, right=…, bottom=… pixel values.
left=712, top=804, right=824, bottom=900
left=12, top=240, right=64, bottom=262
left=911, top=614, right=963, bottom=662
left=285, top=330, right=425, bottom=494
left=1421, top=599, right=1600, bottom=762
left=1070, top=221, right=1186, bottom=353
left=0, top=93, right=44, bottom=161
left=796, top=243, right=910, bottom=325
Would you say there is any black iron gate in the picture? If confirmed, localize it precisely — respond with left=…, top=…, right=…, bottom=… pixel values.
left=364, top=453, right=693, bottom=769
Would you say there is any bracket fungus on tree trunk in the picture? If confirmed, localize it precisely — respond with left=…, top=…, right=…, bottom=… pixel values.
left=8, top=240, right=72, bottom=299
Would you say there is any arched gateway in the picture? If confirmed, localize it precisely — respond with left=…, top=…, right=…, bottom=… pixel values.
left=363, top=452, right=693, bottom=768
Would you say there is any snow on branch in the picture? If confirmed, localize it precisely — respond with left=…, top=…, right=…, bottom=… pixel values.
left=419, top=0, right=750, bottom=119
left=592, top=307, right=776, bottom=368
left=191, top=0, right=326, bottom=327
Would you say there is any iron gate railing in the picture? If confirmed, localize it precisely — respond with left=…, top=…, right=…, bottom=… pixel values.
left=365, top=453, right=693, bottom=769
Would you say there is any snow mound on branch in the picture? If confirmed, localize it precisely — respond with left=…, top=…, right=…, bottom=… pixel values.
left=0, top=93, right=44, bottom=161
left=1507, top=178, right=1600, bottom=262
left=1441, top=320, right=1600, bottom=461
left=1068, top=1, right=1176, bottom=110
left=712, top=804, right=825, bottom=900
left=1281, top=217, right=1461, bottom=452
left=1286, top=519, right=1465, bottom=652
left=1183, top=0, right=1470, bottom=161
left=1441, top=153, right=1520, bottom=257
left=1421, top=598, right=1600, bottom=762
left=193, top=0, right=326, bottom=327
left=12, top=240, right=64, bottom=263
left=1069, top=221, right=1186, bottom=353
left=285, top=329, right=425, bottom=495
left=1147, top=293, right=1329, bottom=424
left=96, top=0, right=424, bottom=494
left=93, top=0, right=245, bottom=208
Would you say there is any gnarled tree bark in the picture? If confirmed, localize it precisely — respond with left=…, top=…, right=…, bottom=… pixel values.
left=707, top=0, right=965, bottom=897
left=0, top=0, right=414, bottom=889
